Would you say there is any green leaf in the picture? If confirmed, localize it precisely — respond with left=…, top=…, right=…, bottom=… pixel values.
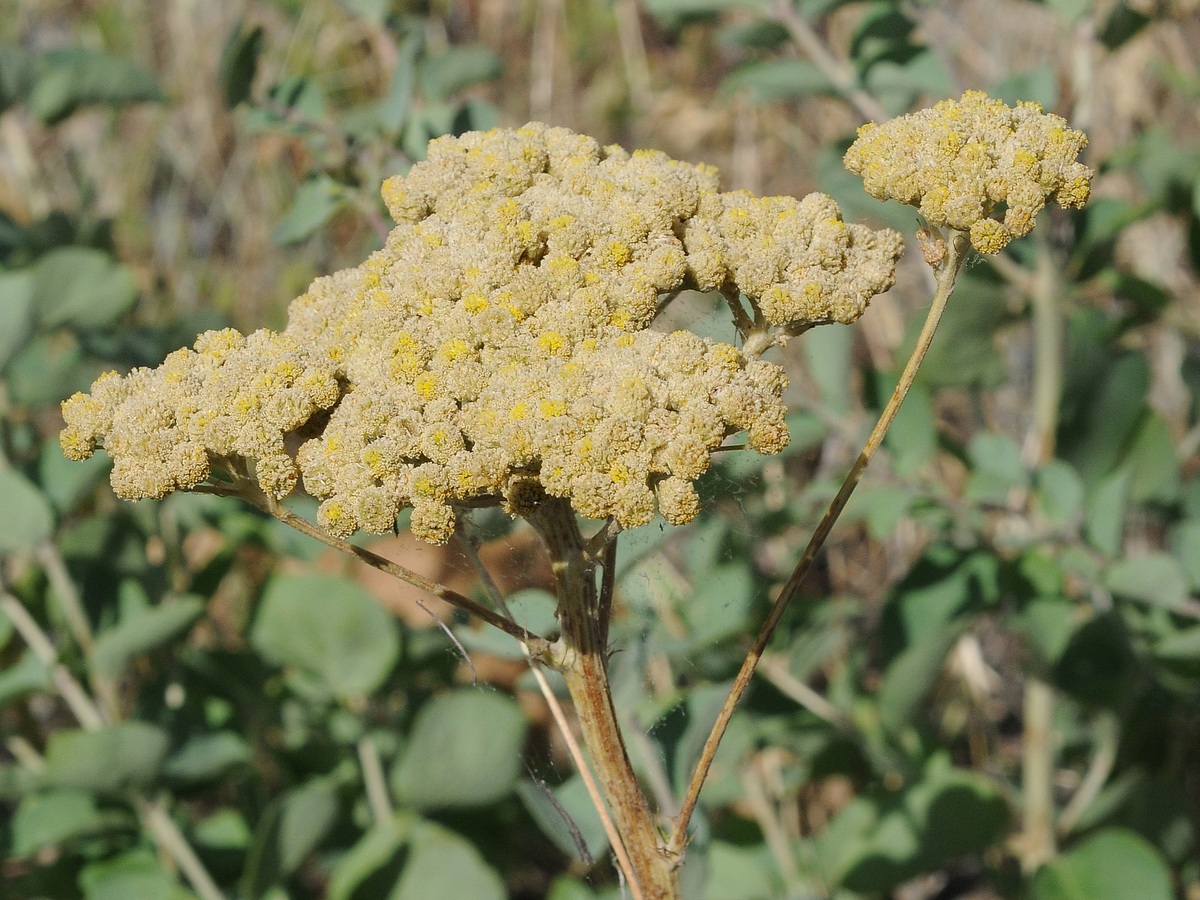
left=271, top=176, right=344, bottom=245
left=419, top=46, right=502, bottom=101
left=1171, top=519, right=1200, bottom=591
left=717, top=19, right=789, bottom=51
left=878, top=624, right=964, bottom=735
left=33, top=246, right=137, bottom=330
left=1061, top=352, right=1148, bottom=488
left=912, top=272, right=1009, bottom=389
left=965, top=431, right=1028, bottom=504
left=11, top=789, right=135, bottom=857
left=80, top=849, right=197, bottom=900
left=705, top=841, right=778, bottom=900
left=827, top=756, right=1009, bottom=893
left=328, top=816, right=413, bottom=900
left=518, top=774, right=610, bottom=863
left=250, top=572, right=400, bottom=699
left=881, top=548, right=998, bottom=652
left=373, top=33, right=420, bottom=133
left=1098, top=2, right=1151, bottom=49
left=803, top=324, right=853, bottom=412
left=0, top=47, right=38, bottom=112
left=718, top=59, right=833, bottom=103
left=1045, top=0, right=1091, bottom=21
left=0, top=650, right=52, bottom=706
left=881, top=379, right=936, bottom=475
left=29, top=48, right=163, bottom=124
left=278, top=778, right=339, bottom=875
left=391, top=689, right=527, bottom=809
left=1053, top=613, right=1138, bottom=707
left=1105, top=553, right=1189, bottom=611
left=847, top=483, right=915, bottom=540
left=164, top=731, right=253, bottom=785
left=1032, top=828, right=1172, bottom=900
left=1085, top=466, right=1130, bottom=557
left=243, top=777, right=340, bottom=895
left=38, top=438, right=111, bottom=515
left=863, top=49, right=953, bottom=117
left=1017, top=595, right=1077, bottom=666
left=0, top=468, right=53, bottom=552
left=1154, top=627, right=1200, bottom=666
left=194, top=808, right=252, bottom=851
left=329, top=813, right=504, bottom=900
left=391, top=817, right=505, bottom=900
left=677, top=563, right=754, bottom=651
left=41, top=722, right=170, bottom=794
left=547, top=877, right=601, bottom=900
left=339, top=0, right=392, bottom=23
left=218, top=24, right=264, bottom=108
left=1126, top=413, right=1180, bottom=504
left=642, top=0, right=762, bottom=22
left=1036, top=460, right=1085, bottom=528
left=7, top=332, right=99, bottom=407
left=92, top=596, right=205, bottom=677
left=988, top=66, right=1059, bottom=109
left=0, top=269, right=35, bottom=370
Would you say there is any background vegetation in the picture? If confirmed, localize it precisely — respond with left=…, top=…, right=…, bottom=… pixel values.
left=2, top=0, right=1199, bottom=898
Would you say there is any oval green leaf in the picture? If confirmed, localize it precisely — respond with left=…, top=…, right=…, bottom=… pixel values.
left=250, top=572, right=399, bottom=699
left=391, top=689, right=527, bottom=809
left=1032, top=828, right=1172, bottom=900
left=0, top=468, right=53, bottom=552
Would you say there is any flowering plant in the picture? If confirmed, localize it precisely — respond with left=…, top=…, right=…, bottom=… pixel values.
left=60, top=93, right=1090, bottom=899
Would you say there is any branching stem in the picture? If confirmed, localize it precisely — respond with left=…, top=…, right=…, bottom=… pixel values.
left=455, top=522, right=642, bottom=897
left=528, top=496, right=677, bottom=899
left=241, top=492, right=554, bottom=658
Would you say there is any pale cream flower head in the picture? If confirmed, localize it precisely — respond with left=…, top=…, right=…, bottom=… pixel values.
left=63, top=123, right=903, bottom=543
left=843, top=91, right=1092, bottom=254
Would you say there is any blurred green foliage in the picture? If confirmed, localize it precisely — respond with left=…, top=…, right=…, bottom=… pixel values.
left=2, top=1, right=1200, bottom=898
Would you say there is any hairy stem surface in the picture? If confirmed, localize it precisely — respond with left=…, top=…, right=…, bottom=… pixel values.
left=528, top=497, right=678, bottom=900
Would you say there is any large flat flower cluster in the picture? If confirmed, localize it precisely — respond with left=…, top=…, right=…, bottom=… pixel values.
left=843, top=91, right=1092, bottom=254
left=62, top=123, right=902, bottom=543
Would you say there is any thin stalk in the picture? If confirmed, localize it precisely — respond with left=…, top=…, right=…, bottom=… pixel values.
left=138, top=797, right=227, bottom=900
left=0, top=591, right=104, bottom=730
left=769, top=0, right=888, bottom=124
left=246, top=493, right=552, bottom=657
left=35, top=541, right=120, bottom=720
left=357, top=733, right=394, bottom=825
left=528, top=497, right=677, bottom=899
left=666, top=229, right=971, bottom=859
left=1057, top=711, right=1118, bottom=837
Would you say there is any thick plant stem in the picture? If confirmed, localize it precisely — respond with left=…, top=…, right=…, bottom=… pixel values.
left=528, top=497, right=678, bottom=900
left=456, top=524, right=640, bottom=894
left=666, top=229, right=972, bottom=860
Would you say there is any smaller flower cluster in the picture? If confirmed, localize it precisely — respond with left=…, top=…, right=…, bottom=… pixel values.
left=843, top=91, right=1092, bottom=254
left=61, top=329, right=341, bottom=500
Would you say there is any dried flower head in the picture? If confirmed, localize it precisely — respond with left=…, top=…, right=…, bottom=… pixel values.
left=843, top=91, right=1092, bottom=254
left=62, top=123, right=903, bottom=543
